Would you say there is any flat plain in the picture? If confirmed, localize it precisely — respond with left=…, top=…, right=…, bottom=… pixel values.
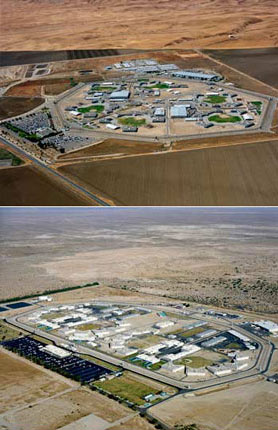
left=0, top=165, right=90, bottom=206
left=150, top=380, right=278, bottom=430
left=59, top=140, right=278, bottom=206
left=205, top=48, right=278, bottom=88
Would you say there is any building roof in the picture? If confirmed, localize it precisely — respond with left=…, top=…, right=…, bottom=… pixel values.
left=170, top=105, right=188, bottom=117
left=173, top=70, right=218, bottom=80
left=110, top=90, right=130, bottom=99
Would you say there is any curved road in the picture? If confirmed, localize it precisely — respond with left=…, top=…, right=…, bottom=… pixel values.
left=5, top=303, right=274, bottom=392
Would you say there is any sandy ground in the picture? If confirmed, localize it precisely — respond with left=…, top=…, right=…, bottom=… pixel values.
left=1, top=1, right=278, bottom=51
left=150, top=380, right=278, bottom=430
left=1, top=208, right=277, bottom=312
left=0, top=349, right=71, bottom=414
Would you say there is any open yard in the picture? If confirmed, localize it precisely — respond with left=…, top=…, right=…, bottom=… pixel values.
left=3, top=387, right=131, bottom=430
left=0, top=165, right=90, bottom=206
left=59, top=140, right=278, bottom=206
left=151, top=380, right=278, bottom=430
left=0, top=349, right=70, bottom=414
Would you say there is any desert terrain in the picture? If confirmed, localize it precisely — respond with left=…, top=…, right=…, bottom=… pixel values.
left=1, top=1, right=278, bottom=52
left=0, top=207, right=277, bottom=313
left=151, top=380, right=278, bottom=430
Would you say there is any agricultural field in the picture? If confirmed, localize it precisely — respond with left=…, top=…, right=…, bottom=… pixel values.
left=58, top=139, right=162, bottom=160
left=206, top=48, right=278, bottom=88
left=0, top=97, right=44, bottom=120
left=0, top=165, right=90, bottom=206
left=59, top=140, right=278, bottom=206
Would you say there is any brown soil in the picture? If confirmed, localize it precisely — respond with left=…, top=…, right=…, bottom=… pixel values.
left=206, top=48, right=278, bottom=88
left=1, top=1, right=278, bottom=51
left=6, top=81, right=43, bottom=97
left=58, top=140, right=278, bottom=206
left=151, top=381, right=278, bottom=430
left=173, top=132, right=277, bottom=151
left=0, top=349, right=69, bottom=414
left=110, top=415, right=156, bottom=430
left=0, top=165, right=92, bottom=206
left=58, top=139, right=163, bottom=160
left=0, top=97, right=44, bottom=120
left=5, top=388, right=130, bottom=430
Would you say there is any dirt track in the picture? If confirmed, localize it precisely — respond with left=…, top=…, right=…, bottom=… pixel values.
left=59, top=140, right=278, bottom=206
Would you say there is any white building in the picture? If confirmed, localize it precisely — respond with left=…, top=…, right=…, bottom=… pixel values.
left=186, top=367, right=207, bottom=377
left=42, top=345, right=71, bottom=359
left=154, top=320, right=174, bottom=329
left=170, top=105, right=188, bottom=118
left=253, top=320, right=278, bottom=334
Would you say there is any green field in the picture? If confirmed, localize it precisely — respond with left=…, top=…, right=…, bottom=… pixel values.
left=75, top=323, right=101, bottom=331
left=91, top=86, right=116, bottom=92
left=175, top=355, right=213, bottom=368
left=209, top=115, right=241, bottom=123
left=179, top=326, right=208, bottom=338
left=94, top=374, right=159, bottom=405
left=150, top=83, right=169, bottom=89
left=0, top=148, right=23, bottom=166
left=78, top=105, right=104, bottom=113
left=118, top=117, right=146, bottom=127
left=204, top=95, right=226, bottom=104
left=251, top=101, right=262, bottom=114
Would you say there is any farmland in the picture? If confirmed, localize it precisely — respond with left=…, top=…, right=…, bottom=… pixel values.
left=0, top=97, right=44, bottom=120
left=58, top=139, right=162, bottom=159
left=206, top=48, right=278, bottom=88
left=0, top=165, right=90, bottom=206
left=59, top=140, right=278, bottom=206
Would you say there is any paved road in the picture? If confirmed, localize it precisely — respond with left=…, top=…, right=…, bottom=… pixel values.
left=5, top=303, right=274, bottom=392
left=0, top=136, right=111, bottom=206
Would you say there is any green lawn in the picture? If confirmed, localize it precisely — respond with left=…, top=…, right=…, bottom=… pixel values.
left=76, top=323, right=101, bottom=331
left=78, top=105, right=104, bottom=113
left=0, top=148, right=23, bottom=166
left=118, top=117, right=146, bottom=127
left=225, top=342, right=242, bottom=350
left=91, top=86, right=116, bottom=92
left=175, top=355, right=213, bottom=368
left=251, top=101, right=262, bottom=107
left=150, top=83, right=169, bottom=89
left=204, top=95, right=226, bottom=104
left=94, top=374, right=158, bottom=405
left=209, top=115, right=241, bottom=123
left=179, top=326, right=208, bottom=338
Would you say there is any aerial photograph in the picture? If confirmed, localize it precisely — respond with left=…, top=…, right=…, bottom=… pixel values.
left=0, top=1, right=277, bottom=430
left=0, top=206, right=277, bottom=430
left=0, top=0, right=277, bottom=205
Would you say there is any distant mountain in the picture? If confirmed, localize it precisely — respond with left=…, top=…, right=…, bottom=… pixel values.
left=1, top=0, right=277, bottom=51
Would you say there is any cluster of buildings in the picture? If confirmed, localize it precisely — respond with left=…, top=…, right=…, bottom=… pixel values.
left=108, top=59, right=221, bottom=83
